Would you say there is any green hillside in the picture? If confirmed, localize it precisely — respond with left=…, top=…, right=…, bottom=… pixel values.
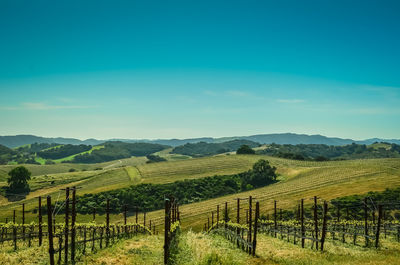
left=1, top=154, right=400, bottom=227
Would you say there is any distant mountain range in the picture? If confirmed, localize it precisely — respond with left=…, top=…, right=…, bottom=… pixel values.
left=0, top=133, right=399, bottom=148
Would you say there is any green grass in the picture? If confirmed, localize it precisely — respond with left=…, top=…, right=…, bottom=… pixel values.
left=52, top=145, right=105, bottom=163
left=369, top=143, right=392, bottom=150
left=1, top=155, right=400, bottom=234
left=153, top=148, right=192, bottom=161
left=128, top=156, right=400, bottom=232
left=255, top=233, right=400, bottom=265
left=34, top=156, right=46, bottom=165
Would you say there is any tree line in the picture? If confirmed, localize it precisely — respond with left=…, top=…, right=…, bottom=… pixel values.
left=258, top=142, right=400, bottom=161
left=171, top=139, right=260, bottom=157
left=52, top=159, right=277, bottom=214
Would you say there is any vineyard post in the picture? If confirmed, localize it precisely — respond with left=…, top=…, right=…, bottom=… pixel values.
left=13, top=209, right=17, bottom=250
left=280, top=209, right=282, bottom=221
left=150, top=220, right=152, bottom=231
left=22, top=203, right=25, bottom=241
left=39, top=196, right=43, bottom=246
left=246, top=210, right=248, bottom=225
left=136, top=207, right=138, bottom=224
left=274, top=200, right=277, bottom=238
left=65, top=187, right=70, bottom=265
left=71, top=187, right=76, bottom=263
left=217, top=205, right=219, bottom=228
left=164, top=198, right=171, bottom=265
left=207, top=217, right=210, bottom=230
left=320, top=201, right=328, bottom=252
left=106, top=198, right=110, bottom=247
left=252, top=201, right=259, bottom=256
left=93, top=207, right=96, bottom=222
left=237, top=198, right=240, bottom=247
left=249, top=196, right=252, bottom=243
left=364, top=197, right=369, bottom=246
left=144, top=212, right=146, bottom=227
left=372, top=209, right=375, bottom=224
left=297, top=204, right=300, bottom=221
left=177, top=204, right=180, bottom=221
left=212, top=211, right=214, bottom=227
left=124, top=205, right=127, bottom=233
left=237, top=198, right=240, bottom=223
left=314, top=196, right=319, bottom=250
left=337, top=205, right=340, bottom=222
left=375, top=204, right=382, bottom=248
left=47, top=196, right=55, bottom=265
left=301, top=199, right=304, bottom=248
left=225, top=202, right=228, bottom=229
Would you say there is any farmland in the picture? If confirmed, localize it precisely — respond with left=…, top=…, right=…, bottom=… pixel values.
left=1, top=154, right=400, bottom=264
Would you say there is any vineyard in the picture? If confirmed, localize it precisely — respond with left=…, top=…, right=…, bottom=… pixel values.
left=1, top=187, right=400, bottom=264
left=1, top=156, right=400, bottom=264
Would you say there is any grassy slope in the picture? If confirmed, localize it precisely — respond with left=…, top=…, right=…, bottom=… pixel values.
left=52, top=145, right=105, bottom=163
left=1, top=155, right=400, bottom=228
left=1, top=154, right=400, bottom=264
left=129, top=156, right=400, bottom=231
left=0, top=154, right=256, bottom=222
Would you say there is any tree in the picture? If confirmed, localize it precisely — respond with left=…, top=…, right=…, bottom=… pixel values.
left=250, top=159, right=277, bottom=186
left=7, top=166, right=31, bottom=194
left=236, top=145, right=255, bottom=154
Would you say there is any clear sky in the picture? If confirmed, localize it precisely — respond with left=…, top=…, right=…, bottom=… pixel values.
left=0, top=0, right=399, bottom=140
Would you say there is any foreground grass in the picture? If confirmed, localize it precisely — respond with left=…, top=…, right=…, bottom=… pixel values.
left=78, top=234, right=164, bottom=265
left=1, top=231, right=400, bottom=264
left=255, top=233, right=400, bottom=265
left=174, top=230, right=261, bottom=265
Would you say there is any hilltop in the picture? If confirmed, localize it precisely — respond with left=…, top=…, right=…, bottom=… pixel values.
left=1, top=133, right=400, bottom=148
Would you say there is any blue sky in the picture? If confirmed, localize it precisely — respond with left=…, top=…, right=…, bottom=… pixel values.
left=0, top=0, right=399, bottom=140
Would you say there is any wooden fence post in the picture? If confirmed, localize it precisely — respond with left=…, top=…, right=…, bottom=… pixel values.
left=297, top=204, right=300, bottom=221
left=252, top=201, right=259, bottom=256
left=217, top=205, right=219, bottom=228
left=106, top=198, right=110, bottom=247
left=320, top=201, right=328, bottom=252
left=249, top=196, right=252, bottom=243
left=65, top=187, right=70, bottom=264
left=13, top=209, right=17, bottom=250
left=22, top=203, right=25, bottom=241
left=124, top=205, right=127, bottom=225
left=164, top=199, right=171, bottom=265
left=39, top=196, right=43, bottom=246
left=314, top=196, right=318, bottom=250
left=274, top=200, right=277, bottom=238
left=212, top=211, right=214, bottom=227
left=71, top=187, right=76, bottom=263
left=225, top=202, right=228, bottom=228
left=301, top=199, right=304, bottom=248
left=47, top=196, right=55, bottom=265
left=237, top=198, right=240, bottom=224
left=375, top=205, right=382, bottom=248
left=237, top=198, right=240, bottom=247
left=364, top=197, right=369, bottom=247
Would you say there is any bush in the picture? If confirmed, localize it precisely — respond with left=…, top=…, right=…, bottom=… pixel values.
left=236, top=145, right=255, bottom=154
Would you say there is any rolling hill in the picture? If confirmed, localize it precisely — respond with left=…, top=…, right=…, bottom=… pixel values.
left=1, top=133, right=400, bottom=148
